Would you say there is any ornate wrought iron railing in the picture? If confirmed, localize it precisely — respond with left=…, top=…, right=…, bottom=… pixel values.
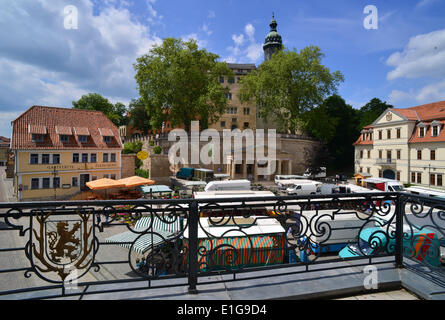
left=0, top=192, right=444, bottom=299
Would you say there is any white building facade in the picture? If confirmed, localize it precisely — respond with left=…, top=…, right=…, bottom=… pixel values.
left=354, top=101, right=445, bottom=189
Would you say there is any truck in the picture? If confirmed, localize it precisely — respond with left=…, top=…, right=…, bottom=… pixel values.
left=303, top=167, right=327, bottom=179
left=175, top=167, right=195, bottom=180
left=204, top=179, right=251, bottom=192
left=362, top=178, right=403, bottom=192
left=286, top=181, right=322, bottom=195
left=339, top=224, right=441, bottom=267
left=276, top=178, right=320, bottom=190
left=297, top=212, right=367, bottom=262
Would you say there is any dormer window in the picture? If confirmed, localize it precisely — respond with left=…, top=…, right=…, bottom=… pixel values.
left=417, top=122, right=427, bottom=138
left=31, top=134, right=44, bottom=143
left=78, top=135, right=88, bottom=143
left=60, top=135, right=70, bottom=143
left=103, top=136, right=112, bottom=143
left=431, top=120, right=441, bottom=137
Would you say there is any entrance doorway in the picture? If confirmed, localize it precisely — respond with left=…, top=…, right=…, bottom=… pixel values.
left=383, top=169, right=395, bottom=180
left=80, top=174, right=90, bottom=191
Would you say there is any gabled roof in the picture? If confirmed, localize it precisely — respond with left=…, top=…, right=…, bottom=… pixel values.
left=356, top=100, right=445, bottom=145
left=11, top=106, right=122, bottom=150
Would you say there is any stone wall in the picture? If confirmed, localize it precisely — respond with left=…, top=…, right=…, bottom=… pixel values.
left=121, top=154, right=136, bottom=178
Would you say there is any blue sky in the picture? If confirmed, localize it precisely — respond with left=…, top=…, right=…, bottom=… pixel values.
left=1, top=0, right=445, bottom=138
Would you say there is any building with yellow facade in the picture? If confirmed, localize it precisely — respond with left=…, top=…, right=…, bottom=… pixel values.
left=354, top=100, right=445, bottom=188
left=0, top=136, right=9, bottom=167
left=11, top=106, right=122, bottom=201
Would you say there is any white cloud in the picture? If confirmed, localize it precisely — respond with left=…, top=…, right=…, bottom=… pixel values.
left=182, top=33, right=208, bottom=48
left=0, top=1, right=162, bottom=109
left=201, top=23, right=213, bottom=36
left=386, top=29, right=445, bottom=80
left=232, top=34, right=245, bottom=46
left=388, top=89, right=415, bottom=105
left=226, top=23, right=263, bottom=63
left=388, top=82, right=445, bottom=106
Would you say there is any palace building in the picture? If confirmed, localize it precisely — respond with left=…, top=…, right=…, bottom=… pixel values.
left=354, top=100, right=445, bottom=188
left=11, top=106, right=123, bottom=201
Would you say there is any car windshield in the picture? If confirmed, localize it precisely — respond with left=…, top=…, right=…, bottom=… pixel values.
left=391, top=185, right=403, bottom=191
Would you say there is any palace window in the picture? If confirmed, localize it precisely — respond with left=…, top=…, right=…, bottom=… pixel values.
left=72, top=177, right=78, bottom=187
left=73, top=153, right=79, bottom=163
left=110, top=153, right=116, bottom=162
left=53, top=154, right=60, bottom=164
left=378, top=131, right=382, bottom=140
left=417, top=172, right=422, bottom=184
left=411, top=172, right=416, bottom=183
left=82, top=153, right=88, bottom=163
left=90, top=153, right=97, bottom=163
left=396, top=128, right=401, bottom=139
left=41, top=154, right=50, bottom=164
left=397, top=150, right=401, bottom=160
left=387, top=129, right=391, bottom=139
left=30, top=154, right=39, bottom=164
left=417, top=150, right=422, bottom=160
left=431, top=150, right=436, bottom=161
left=42, top=178, right=50, bottom=189
left=103, top=153, right=109, bottom=163
left=220, top=121, right=226, bottom=128
left=367, top=150, right=371, bottom=158
left=31, top=178, right=39, bottom=190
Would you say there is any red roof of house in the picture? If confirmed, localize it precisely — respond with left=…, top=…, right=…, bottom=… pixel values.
left=0, top=136, right=10, bottom=148
left=355, top=100, right=445, bottom=145
left=11, top=106, right=122, bottom=150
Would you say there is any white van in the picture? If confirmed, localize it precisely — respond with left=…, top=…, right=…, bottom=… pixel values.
left=286, top=182, right=321, bottom=195
left=204, top=179, right=251, bottom=192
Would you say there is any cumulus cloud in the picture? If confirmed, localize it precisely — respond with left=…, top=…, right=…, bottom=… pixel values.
left=386, top=28, right=445, bottom=106
left=386, top=29, right=445, bottom=80
left=0, top=0, right=163, bottom=138
left=225, top=23, right=263, bottom=63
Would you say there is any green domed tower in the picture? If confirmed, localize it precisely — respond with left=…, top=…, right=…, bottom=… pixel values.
left=263, top=14, right=283, bottom=61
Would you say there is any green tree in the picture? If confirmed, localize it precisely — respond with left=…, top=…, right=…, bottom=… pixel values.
left=303, top=94, right=360, bottom=171
left=239, top=46, right=344, bottom=133
left=127, top=98, right=152, bottom=134
left=134, top=38, right=233, bottom=131
left=358, top=98, right=393, bottom=130
left=72, top=93, right=128, bottom=127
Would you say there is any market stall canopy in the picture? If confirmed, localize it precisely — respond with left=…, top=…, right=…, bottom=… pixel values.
left=141, top=185, right=173, bottom=194
left=86, top=178, right=126, bottom=190
left=118, top=176, right=155, bottom=188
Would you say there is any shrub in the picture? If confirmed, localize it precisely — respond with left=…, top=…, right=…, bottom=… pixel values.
left=136, top=168, right=150, bottom=178
left=153, top=145, right=162, bottom=154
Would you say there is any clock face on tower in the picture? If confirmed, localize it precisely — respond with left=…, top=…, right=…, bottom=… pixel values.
left=386, top=113, right=392, bottom=121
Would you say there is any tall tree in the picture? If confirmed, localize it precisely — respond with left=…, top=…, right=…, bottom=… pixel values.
left=134, top=38, right=233, bottom=132
left=238, top=46, right=344, bottom=133
left=127, top=98, right=152, bottom=135
left=303, top=94, right=360, bottom=171
left=358, top=98, right=393, bottom=130
left=72, top=93, right=127, bottom=127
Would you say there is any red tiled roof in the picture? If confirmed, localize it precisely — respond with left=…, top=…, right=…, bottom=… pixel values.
left=0, top=136, right=10, bottom=148
left=356, top=100, right=445, bottom=144
left=409, top=120, right=445, bottom=143
left=55, top=126, right=73, bottom=135
left=12, top=106, right=122, bottom=150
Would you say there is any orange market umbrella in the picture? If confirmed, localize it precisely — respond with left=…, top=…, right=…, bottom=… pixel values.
left=86, top=178, right=127, bottom=190
left=118, top=176, right=155, bottom=188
